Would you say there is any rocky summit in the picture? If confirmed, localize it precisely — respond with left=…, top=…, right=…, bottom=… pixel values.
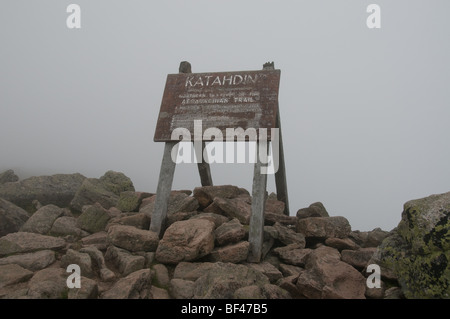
left=0, top=169, right=448, bottom=299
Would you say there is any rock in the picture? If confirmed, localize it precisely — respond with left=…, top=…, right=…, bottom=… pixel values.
left=101, top=269, right=152, bottom=299
left=107, top=212, right=150, bottom=230
left=98, top=170, right=135, bottom=196
left=117, top=191, right=154, bottom=212
left=169, top=278, right=195, bottom=299
left=151, top=264, right=170, bottom=288
left=0, top=198, right=30, bottom=237
left=296, top=202, right=329, bottom=219
left=341, top=248, right=377, bottom=269
left=208, top=241, right=250, bottom=263
left=0, top=232, right=65, bottom=257
left=273, top=245, right=312, bottom=267
left=279, top=264, right=304, bottom=277
left=77, top=203, right=112, bottom=233
left=173, top=262, right=216, bottom=281
left=325, top=237, right=359, bottom=251
left=273, top=222, right=306, bottom=246
left=80, top=231, right=108, bottom=251
left=213, top=197, right=251, bottom=225
left=193, top=185, right=241, bottom=208
left=384, top=287, right=404, bottom=299
left=155, top=219, right=215, bottom=264
left=233, top=285, right=264, bottom=299
left=0, top=169, right=19, bottom=185
left=349, top=228, right=390, bottom=248
left=27, top=268, right=68, bottom=299
left=193, top=262, right=270, bottom=299
left=0, top=250, right=55, bottom=271
left=214, top=218, right=246, bottom=246
left=151, top=286, right=170, bottom=299
left=265, top=212, right=297, bottom=226
left=189, top=213, right=229, bottom=228
left=0, top=264, right=33, bottom=288
left=296, top=216, right=351, bottom=239
left=139, top=192, right=199, bottom=219
left=296, top=246, right=366, bottom=299
left=246, top=262, right=283, bottom=284
left=261, top=284, right=292, bottom=299
left=49, top=216, right=82, bottom=237
left=374, top=191, right=450, bottom=299
left=0, top=173, right=86, bottom=212
left=68, top=276, right=98, bottom=299
left=79, top=246, right=115, bottom=281
left=365, top=280, right=386, bottom=299
left=107, top=225, right=159, bottom=252
left=105, top=245, right=145, bottom=277
left=20, top=204, right=64, bottom=234
left=70, top=178, right=119, bottom=212
left=265, top=198, right=286, bottom=215
left=60, top=249, right=95, bottom=278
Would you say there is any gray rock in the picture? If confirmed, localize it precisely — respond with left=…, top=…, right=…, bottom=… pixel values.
left=173, top=262, right=216, bottom=281
left=0, top=232, right=65, bottom=257
left=0, top=264, right=33, bottom=288
left=117, top=191, right=153, bottom=212
left=214, top=218, right=246, bottom=246
left=151, top=286, right=170, bottom=299
left=50, top=216, right=82, bottom=237
left=151, top=264, right=170, bottom=288
left=296, top=246, right=366, bottom=299
left=208, top=241, right=250, bottom=263
left=0, top=169, right=19, bottom=185
left=107, top=225, right=159, bottom=252
left=101, top=269, right=152, bottom=299
left=70, top=178, right=119, bottom=212
left=68, top=276, right=98, bottom=299
left=105, top=245, right=145, bottom=276
left=193, top=262, right=270, bottom=299
left=169, top=278, right=195, bottom=299
left=0, top=250, right=55, bottom=271
left=273, top=222, right=306, bottom=247
left=0, top=173, right=86, bottom=211
left=77, top=203, right=112, bottom=233
left=193, top=185, right=241, bottom=208
left=341, top=248, right=377, bottom=269
left=27, top=268, right=68, bottom=299
left=80, top=231, right=108, bottom=250
left=296, top=216, right=351, bottom=239
left=155, top=219, right=215, bottom=264
left=213, top=197, right=251, bottom=225
left=60, top=249, right=95, bottom=279
left=296, top=202, right=329, bottom=219
left=0, top=198, right=30, bottom=237
left=20, top=204, right=64, bottom=234
left=246, top=262, right=283, bottom=284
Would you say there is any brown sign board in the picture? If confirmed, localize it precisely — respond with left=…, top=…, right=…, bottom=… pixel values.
left=154, top=69, right=281, bottom=142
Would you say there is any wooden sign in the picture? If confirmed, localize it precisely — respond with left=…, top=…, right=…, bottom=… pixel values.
left=154, top=69, right=281, bottom=142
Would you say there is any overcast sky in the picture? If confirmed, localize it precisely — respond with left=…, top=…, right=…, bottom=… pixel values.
left=1, top=1, right=449, bottom=231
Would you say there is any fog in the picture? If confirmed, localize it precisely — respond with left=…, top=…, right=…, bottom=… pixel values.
left=1, top=0, right=449, bottom=231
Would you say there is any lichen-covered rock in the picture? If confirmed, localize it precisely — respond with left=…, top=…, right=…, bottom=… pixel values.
left=117, top=191, right=153, bottom=213
left=77, top=203, right=112, bottom=233
left=0, top=169, right=19, bottom=185
left=20, top=204, right=64, bottom=234
left=374, top=192, right=450, bottom=299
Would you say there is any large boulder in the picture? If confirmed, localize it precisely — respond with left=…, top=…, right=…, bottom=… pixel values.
left=193, top=262, right=270, bottom=299
left=20, top=204, right=64, bottom=234
left=155, top=219, right=215, bottom=264
left=70, top=171, right=135, bottom=212
left=373, top=192, right=450, bottom=298
left=296, top=216, right=351, bottom=239
left=296, top=246, right=366, bottom=299
left=0, top=198, right=30, bottom=237
left=0, top=173, right=86, bottom=212
left=0, top=232, right=65, bottom=257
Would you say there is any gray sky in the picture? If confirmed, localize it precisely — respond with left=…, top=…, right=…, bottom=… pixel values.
left=1, top=1, right=449, bottom=231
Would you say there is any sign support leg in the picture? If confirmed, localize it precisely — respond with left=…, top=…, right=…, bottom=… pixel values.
left=150, top=141, right=178, bottom=237
left=194, top=141, right=213, bottom=186
left=274, top=111, right=290, bottom=215
left=247, top=140, right=269, bottom=263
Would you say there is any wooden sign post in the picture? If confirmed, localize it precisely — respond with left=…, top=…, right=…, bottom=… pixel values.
left=150, top=62, right=289, bottom=262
